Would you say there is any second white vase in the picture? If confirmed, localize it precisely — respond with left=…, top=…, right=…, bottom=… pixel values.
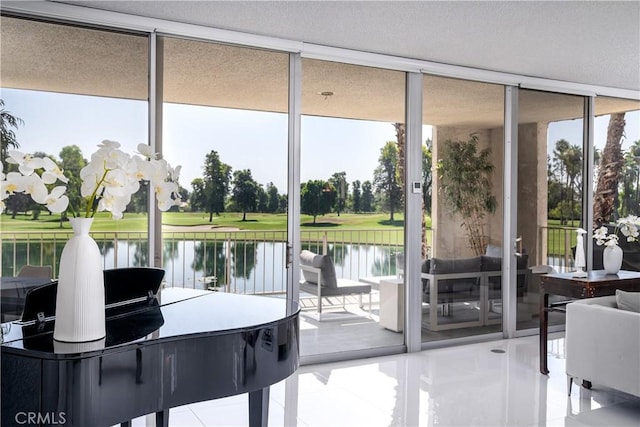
left=53, top=217, right=106, bottom=343
left=603, top=244, right=623, bottom=275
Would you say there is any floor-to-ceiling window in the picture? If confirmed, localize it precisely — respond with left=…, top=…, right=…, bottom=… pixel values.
left=0, top=15, right=149, bottom=276
left=299, top=58, right=406, bottom=357
left=516, top=90, right=585, bottom=332
left=421, top=75, right=505, bottom=343
left=158, top=37, right=290, bottom=293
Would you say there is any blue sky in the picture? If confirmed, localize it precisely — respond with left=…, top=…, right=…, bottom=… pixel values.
left=2, top=88, right=399, bottom=192
left=2, top=88, right=638, bottom=194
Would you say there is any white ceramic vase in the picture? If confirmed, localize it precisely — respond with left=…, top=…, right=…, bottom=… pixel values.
left=603, top=244, right=623, bottom=275
left=53, top=217, right=106, bottom=342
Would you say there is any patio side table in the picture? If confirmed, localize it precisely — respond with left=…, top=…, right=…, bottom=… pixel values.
left=379, top=278, right=404, bottom=332
left=539, top=269, right=640, bottom=375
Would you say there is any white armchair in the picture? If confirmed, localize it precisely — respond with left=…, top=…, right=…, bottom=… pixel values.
left=565, top=295, right=640, bottom=397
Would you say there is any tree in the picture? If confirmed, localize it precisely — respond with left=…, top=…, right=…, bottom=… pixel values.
left=301, top=179, right=335, bottom=223
left=437, top=134, right=497, bottom=256
left=374, top=141, right=402, bottom=221
left=256, top=184, right=268, bottom=213
left=351, top=180, right=362, bottom=213
left=594, top=113, right=626, bottom=227
left=0, top=99, right=23, bottom=169
left=419, top=138, right=433, bottom=259
left=202, top=150, right=231, bottom=222
left=422, top=139, right=433, bottom=214
left=329, top=171, right=348, bottom=216
left=278, top=194, right=288, bottom=213
left=394, top=123, right=405, bottom=207
left=361, top=180, right=374, bottom=212
left=232, top=169, right=258, bottom=221
left=551, top=139, right=582, bottom=225
left=266, top=182, right=280, bottom=213
left=59, top=145, right=87, bottom=218
left=190, top=178, right=207, bottom=212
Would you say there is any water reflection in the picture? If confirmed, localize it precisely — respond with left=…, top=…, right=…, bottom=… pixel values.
left=4, top=239, right=401, bottom=292
left=192, top=241, right=228, bottom=281
left=231, top=241, right=257, bottom=279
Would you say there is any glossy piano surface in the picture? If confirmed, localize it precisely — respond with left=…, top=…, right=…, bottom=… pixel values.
left=1, top=288, right=300, bottom=427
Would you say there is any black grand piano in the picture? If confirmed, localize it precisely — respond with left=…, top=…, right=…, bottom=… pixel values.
left=1, top=268, right=300, bottom=427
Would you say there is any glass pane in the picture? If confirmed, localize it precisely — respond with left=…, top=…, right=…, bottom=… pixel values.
left=159, top=37, right=289, bottom=293
left=0, top=16, right=148, bottom=276
left=517, top=90, right=585, bottom=331
left=300, top=58, right=406, bottom=357
left=593, top=97, right=640, bottom=270
left=422, top=75, right=505, bottom=343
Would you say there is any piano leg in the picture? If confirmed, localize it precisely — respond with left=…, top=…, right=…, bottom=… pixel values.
left=155, top=409, right=169, bottom=427
left=248, top=386, right=270, bottom=427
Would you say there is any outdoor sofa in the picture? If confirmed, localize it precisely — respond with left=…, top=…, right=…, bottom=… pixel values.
left=420, top=252, right=529, bottom=330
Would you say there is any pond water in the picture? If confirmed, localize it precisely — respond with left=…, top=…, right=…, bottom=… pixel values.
left=3, top=239, right=402, bottom=295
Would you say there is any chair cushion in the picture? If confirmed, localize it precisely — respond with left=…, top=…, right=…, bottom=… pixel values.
left=300, top=250, right=338, bottom=288
left=616, top=289, right=640, bottom=312
left=430, top=256, right=482, bottom=274
left=481, top=256, right=502, bottom=271
left=485, top=244, right=502, bottom=258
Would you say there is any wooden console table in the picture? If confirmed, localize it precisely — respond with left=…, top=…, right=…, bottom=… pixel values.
left=539, top=270, right=640, bottom=374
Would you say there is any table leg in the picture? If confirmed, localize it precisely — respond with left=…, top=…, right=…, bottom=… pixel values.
left=155, top=409, right=169, bottom=427
left=539, top=291, right=549, bottom=375
left=249, top=386, right=270, bottom=427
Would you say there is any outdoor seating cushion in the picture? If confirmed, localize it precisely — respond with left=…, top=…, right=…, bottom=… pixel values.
left=300, top=249, right=338, bottom=288
left=422, top=256, right=482, bottom=304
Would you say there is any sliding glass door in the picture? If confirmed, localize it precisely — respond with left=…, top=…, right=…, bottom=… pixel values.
left=299, top=58, right=406, bottom=358
left=421, top=75, right=505, bottom=344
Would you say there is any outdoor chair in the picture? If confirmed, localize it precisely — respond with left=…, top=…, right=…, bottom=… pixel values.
left=299, top=250, right=371, bottom=321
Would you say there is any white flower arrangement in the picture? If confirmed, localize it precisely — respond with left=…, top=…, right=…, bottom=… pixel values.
left=1, top=140, right=181, bottom=219
left=593, top=215, right=640, bottom=247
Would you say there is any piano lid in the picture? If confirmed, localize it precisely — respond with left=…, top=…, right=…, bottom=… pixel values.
left=2, top=289, right=299, bottom=358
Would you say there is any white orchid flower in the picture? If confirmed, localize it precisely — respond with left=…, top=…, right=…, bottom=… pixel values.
left=154, top=181, right=179, bottom=211
left=40, top=157, right=69, bottom=184
left=131, top=156, right=155, bottom=181
left=136, top=143, right=159, bottom=160
left=43, top=186, right=70, bottom=213
left=3, top=172, right=24, bottom=194
left=7, top=150, right=45, bottom=176
left=2, top=140, right=180, bottom=220
left=170, top=164, right=181, bottom=182
left=96, top=140, right=121, bottom=150
left=23, top=174, right=49, bottom=204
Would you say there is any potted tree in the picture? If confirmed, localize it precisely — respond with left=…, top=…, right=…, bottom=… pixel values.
left=437, top=134, right=497, bottom=256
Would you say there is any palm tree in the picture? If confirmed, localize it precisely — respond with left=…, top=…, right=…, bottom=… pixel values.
left=0, top=99, right=24, bottom=168
left=594, top=113, right=626, bottom=227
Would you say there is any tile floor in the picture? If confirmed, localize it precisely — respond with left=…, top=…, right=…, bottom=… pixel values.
left=127, top=333, right=640, bottom=426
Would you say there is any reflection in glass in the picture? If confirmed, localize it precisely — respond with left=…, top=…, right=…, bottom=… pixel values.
left=422, top=75, right=505, bottom=342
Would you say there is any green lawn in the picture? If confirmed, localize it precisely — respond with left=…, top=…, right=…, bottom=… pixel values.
left=1, top=211, right=429, bottom=232
left=1, top=211, right=422, bottom=246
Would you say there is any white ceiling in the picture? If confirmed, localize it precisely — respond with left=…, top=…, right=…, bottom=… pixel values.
left=52, top=0, right=640, bottom=92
